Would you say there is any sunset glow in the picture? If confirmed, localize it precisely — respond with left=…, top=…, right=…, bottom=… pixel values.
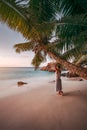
left=0, top=23, right=34, bottom=67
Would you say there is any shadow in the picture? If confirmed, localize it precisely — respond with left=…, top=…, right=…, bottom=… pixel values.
left=63, top=90, right=81, bottom=96
left=63, top=89, right=87, bottom=102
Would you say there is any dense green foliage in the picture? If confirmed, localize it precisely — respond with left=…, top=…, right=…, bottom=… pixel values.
left=0, top=0, right=87, bottom=67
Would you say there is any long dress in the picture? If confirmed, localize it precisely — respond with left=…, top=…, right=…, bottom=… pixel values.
left=55, top=70, right=62, bottom=91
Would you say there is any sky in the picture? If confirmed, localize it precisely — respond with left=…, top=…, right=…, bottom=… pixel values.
left=0, top=23, right=52, bottom=67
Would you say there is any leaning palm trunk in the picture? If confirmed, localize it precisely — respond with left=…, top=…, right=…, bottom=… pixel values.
left=42, top=45, right=87, bottom=80
left=49, top=52, right=87, bottom=80
left=14, top=42, right=87, bottom=80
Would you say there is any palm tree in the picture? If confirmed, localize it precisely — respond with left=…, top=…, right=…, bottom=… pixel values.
left=75, top=55, right=87, bottom=67
left=0, top=0, right=87, bottom=79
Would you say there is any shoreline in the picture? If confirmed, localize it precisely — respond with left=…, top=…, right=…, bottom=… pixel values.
left=0, top=78, right=87, bottom=130
left=0, top=75, right=54, bottom=98
left=0, top=76, right=86, bottom=98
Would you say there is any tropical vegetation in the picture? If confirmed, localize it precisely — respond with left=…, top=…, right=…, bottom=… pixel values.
left=0, top=0, right=87, bottom=79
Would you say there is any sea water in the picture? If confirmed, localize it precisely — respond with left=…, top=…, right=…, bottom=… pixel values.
left=0, top=67, right=54, bottom=88
left=0, top=67, right=69, bottom=98
left=0, top=67, right=55, bottom=98
left=0, top=67, right=54, bottom=80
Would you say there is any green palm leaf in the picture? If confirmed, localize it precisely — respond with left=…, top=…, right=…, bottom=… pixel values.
left=0, top=0, right=87, bottom=78
left=31, top=51, right=46, bottom=69
left=75, top=55, right=87, bottom=66
left=0, top=0, right=31, bottom=39
left=14, top=41, right=35, bottom=53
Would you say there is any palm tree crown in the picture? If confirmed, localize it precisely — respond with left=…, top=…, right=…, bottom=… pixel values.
left=0, top=0, right=87, bottom=79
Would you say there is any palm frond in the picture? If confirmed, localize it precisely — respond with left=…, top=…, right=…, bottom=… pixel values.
left=29, top=0, right=57, bottom=24
left=31, top=51, right=46, bottom=69
left=61, top=44, right=84, bottom=61
left=57, top=14, right=87, bottom=27
left=0, top=0, right=31, bottom=39
left=58, top=0, right=87, bottom=16
left=75, top=55, right=87, bottom=66
left=14, top=41, right=34, bottom=53
left=0, top=0, right=87, bottom=72
left=0, top=0, right=28, bottom=20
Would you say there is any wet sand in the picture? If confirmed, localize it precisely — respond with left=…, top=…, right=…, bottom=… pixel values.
left=0, top=79, right=87, bottom=130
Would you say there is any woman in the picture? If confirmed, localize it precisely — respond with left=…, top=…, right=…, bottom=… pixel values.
left=55, top=64, right=63, bottom=95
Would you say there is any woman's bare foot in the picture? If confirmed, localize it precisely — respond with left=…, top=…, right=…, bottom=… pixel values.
left=59, top=91, right=63, bottom=96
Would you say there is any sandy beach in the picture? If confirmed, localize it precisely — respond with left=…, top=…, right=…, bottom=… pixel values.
left=0, top=77, right=87, bottom=130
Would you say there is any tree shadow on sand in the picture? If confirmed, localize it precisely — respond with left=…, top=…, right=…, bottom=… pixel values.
left=63, top=89, right=87, bottom=101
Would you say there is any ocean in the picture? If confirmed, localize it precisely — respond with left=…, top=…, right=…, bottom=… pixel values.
left=0, top=67, right=54, bottom=80
left=0, top=67, right=55, bottom=98
left=0, top=67, right=69, bottom=98
left=0, top=67, right=54, bottom=88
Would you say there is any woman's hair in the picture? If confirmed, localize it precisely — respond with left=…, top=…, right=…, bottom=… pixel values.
left=55, top=63, right=61, bottom=69
left=58, top=65, right=60, bottom=68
